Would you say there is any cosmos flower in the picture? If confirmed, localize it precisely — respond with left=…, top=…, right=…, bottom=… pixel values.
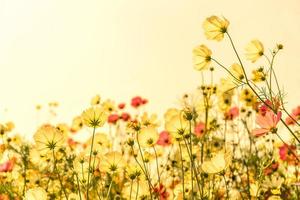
left=24, top=187, right=47, bottom=200
left=193, top=44, right=212, bottom=71
left=245, top=40, right=264, bottom=62
left=0, top=157, right=16, bottom=172
left=156, top=131, right=172, bottom=147
left=99, top=151, right=126, bottom=173
left=165, top=114, right=189, bottom=140
left=108, top=114, right=119, bottom=124
left=229, top=63, right=244, bottom=81
left=279, top=144, right=297, bottom=164
left=201, top=150, right=232, bottom=174
left=138, top=126, right=159, bottom=148
left=285, top=105, right=300, bottom=125
left=70, top=116, right=84, bottom=132
left=131, top=96, right=148, bottom=108
left=81, top=106, right=108, bottom=128
left=203, top=15, right=229, bottom=41
left=224, top=106, right=239, bottom=120
left=33, top=124, right=66, bottom=154
left=84, top=133, right=111, bottom=155
left=252, top=111, right=282, bottom=137
left=194, top=122, right=205, bottom=137
left=90, top=94, right=101, bottom=106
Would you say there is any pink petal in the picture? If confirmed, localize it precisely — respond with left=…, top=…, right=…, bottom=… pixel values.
left=252, top=128, right=269, bottom=137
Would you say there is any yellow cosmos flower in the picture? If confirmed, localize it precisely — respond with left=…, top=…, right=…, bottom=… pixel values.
left=71, top=116, right=84, bottom=132
left=81, top=106, right=108, bottom=128
left=140, top=112, right=160, bottom=128
left=90, top=94, right=101, bottom=106
left=99, top=151, right=126, bottom=173
left=24, top=187, right=47, bottom=200
left=165, top=114, right=189, bottom=139
left=193, top=45, right=212, bottom=71
left=203, top=15, right=229, bottom=41
left=251, top=67, right=266, bottom=82
left=229, top=63, right=244, bottom=81
left=201, top=150, right=232, bottom=174
left=138, top=126, right=159, bottom=148
left=33, top=124, right=66, bottom=154
left=164, top=108, right=180, bottom=123
left=245, top=40, right=264, bottom=62
left=101, top=99, right=116, bottom=113
left=85, top=132, right=111, bottom=155
left=240, top=88, right=257, bottom=107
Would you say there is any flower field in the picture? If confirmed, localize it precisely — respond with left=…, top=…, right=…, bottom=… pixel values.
left=0, top=15, right=300, bottom=200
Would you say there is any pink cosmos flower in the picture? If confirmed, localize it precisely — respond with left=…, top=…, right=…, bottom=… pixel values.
left=157, top=131, right=172, bottom=146
left=285, top=106, right=300, bottom=125
left=108, top=114, right=119, bottom=124
left=252, top=111, right=282, bottom=137
left=153, top=183, right=170, bottom=200
left=194, top=122, right=205, bottom=137
left=0, top=158, right=15, bottom=172
left=131, top=96, right=148, bottom=108
left=118, top=103, right=126, bottom=109
left=224, top=106, right=239, bottom=120
left=279, top=144, right=297, bottom=165
left=121, top=112, right=131, bottom=121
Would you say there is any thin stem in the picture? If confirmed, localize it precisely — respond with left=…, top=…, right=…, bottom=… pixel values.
left=135, top=180, right=140, bottom=200
left=106, top=174, right=114, bottom=199
left=52, top=149, right=68, bottom=199
left=136, top=132, right=154, bottom=199
left=86, top=126, right=97, bottom=200
left=178, top=142, right=185, bottom=200
left=75, top=173, right=83, bottom=200
left=129, top=179, right=133, bottom=200
left=153, top=146, right=161, bottom=185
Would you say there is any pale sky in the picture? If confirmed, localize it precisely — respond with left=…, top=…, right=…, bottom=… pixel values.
left=0, top=0, right=299, bottom=136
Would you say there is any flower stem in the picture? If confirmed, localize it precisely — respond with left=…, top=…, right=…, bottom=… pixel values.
left=86, top=126, right=97, bottom=200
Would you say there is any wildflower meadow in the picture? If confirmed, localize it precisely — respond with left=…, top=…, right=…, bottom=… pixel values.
left=0, top=15, right=300, bottom=200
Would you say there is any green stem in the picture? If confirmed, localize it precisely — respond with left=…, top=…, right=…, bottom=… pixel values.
left=52, top=149, right=68, bottom=199
left=136, top=132, right=154, bottom=199
left=153, top=146, right=161, bottom=185
left=178, top=142, right=186, bottom=200
left=86, top=126, right=97, bottom=200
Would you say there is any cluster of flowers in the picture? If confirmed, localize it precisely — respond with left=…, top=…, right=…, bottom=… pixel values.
left=0, top=15, right=300, bottom=200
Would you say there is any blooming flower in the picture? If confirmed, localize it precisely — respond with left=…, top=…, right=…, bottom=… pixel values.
left=138, top=126, right=159, bottom=148
left=194, top=122, right=205, bottom=137
left=33, top=124, right=66, bottom=154
left=0, top=157, right=15, bottom=172
left=156, top=131, right=172, bottom=146
left=108, top=114, right=119, bottom=124
left=229, top=63, right=244, bottom=81
left=285, top=105, right=300, bottom=125
left=81, top=106, right=108, bottom=127
left=90, top=94, right=101, bottom=105
left=121, top=112, right=131, bottom=121
left=224, top=106, right=239, bottom=120
left=202, top=16, right=229, bottom=41
left=165, top=114, right=189, bottom=139
left=245, top=40, right=264, bottom=62
left=252, top=111, right=282, bottom=137
left=24, top=187, right=47, bottom=200
left=201, top=150, right=232, bottom=174
left=99, top=151, right=126, bottom=173
left=193, top=44, right=212, bottom=71
left=131, top=96, right=147, bottom=108
left=279, top=144, right=297, bottom=164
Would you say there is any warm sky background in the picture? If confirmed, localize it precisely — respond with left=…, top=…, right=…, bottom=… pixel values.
left=0, top=0, right=299, bottom=135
